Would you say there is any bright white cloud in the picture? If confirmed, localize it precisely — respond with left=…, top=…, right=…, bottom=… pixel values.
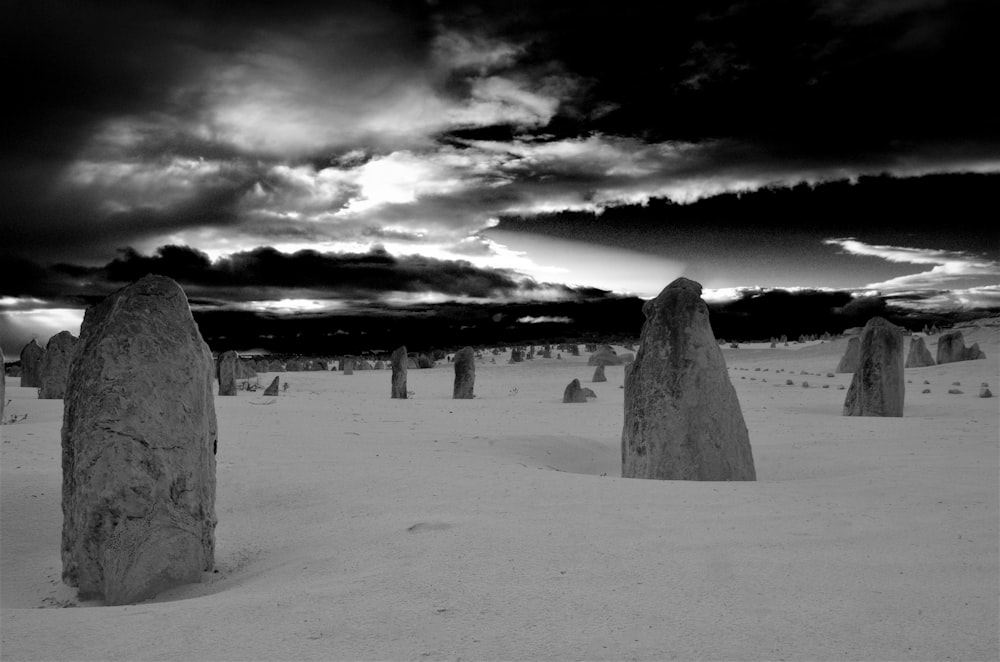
left=888, top=285, right=1000, bottom=312
left=824, top=237, right=1000, bottom=291
left=517, top=316, right=574, bottom=324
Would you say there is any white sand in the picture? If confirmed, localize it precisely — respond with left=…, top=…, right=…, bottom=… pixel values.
left=2, top=326, right=998, bottom=661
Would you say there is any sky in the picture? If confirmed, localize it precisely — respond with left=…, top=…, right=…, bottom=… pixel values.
left=2, top=0, right=999, bottom=355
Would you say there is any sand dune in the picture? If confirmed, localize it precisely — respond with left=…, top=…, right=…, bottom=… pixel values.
left=2, top=325, right=997, bottom=660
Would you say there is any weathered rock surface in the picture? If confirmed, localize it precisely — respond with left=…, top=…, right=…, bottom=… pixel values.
left=391, top=346, right=408, bottom=399
left=1, top=335, right=5, bottom=422
left=217, top=350, right=238, bottom=396
left=843, top=317, right=905, bottom=417
left=588, top=345, right=624, bottom=366
left=836, top=336, right=861, bottom=373
left=452, top=347, right=475, bottom=399
left=592, top=364, right=607, bottom=382
left=343, top=358, right=354, bottom=375
left=263, top=376, right=280, bottom=396
left=509, top=348, right=524, bottom=363
left=61, top=275, right=217, bottom=605
left=936, top=331, right=986, bottom=364
left=905, top=336, right=935, bottom=368
left=621, top=277, right=756, bottom=481
left=563, top=378, right=588, bottom=403
left=20, top=339, right=45, bottom=388
left=39, top=331, right=78, bottom=399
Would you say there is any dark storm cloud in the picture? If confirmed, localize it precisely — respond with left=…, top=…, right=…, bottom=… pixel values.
left=3, top=0, right=998, bottom=309
left=1, top=245, right=612, bottom=308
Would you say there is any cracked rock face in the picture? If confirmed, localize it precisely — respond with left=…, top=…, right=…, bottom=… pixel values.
left=61, top=275, right=217, bottom=605
left=621, top=277, right=756, bottom=481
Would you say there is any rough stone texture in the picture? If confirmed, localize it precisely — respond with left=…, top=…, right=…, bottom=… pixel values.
left=563, top=378, right=588, bottom=403
left=836, top=337, right=861, bottom=373
left=61, top=275, right=217, bottom=606
left=343, top=358, right=354, bottom=375
left=936, top=331, right=987, bottom=364
left=581, top=387, right=597, bottom=398
left=509, top=348, right=524, bottom=363
left=20, top=339, right=45, bottom=388
left=905, top=336, right=935, bottom=368
left=842, top=317, right=905, bottom=417
left=452, top=347, right=475, bottom=399
left=391, top=346, right=408, bottom=399
left=588, top=345, right=624, bottom=366
left=1, top=335, right=5, bottom=422
left=38, top=331, right=79, bottom=399
left=621, top=277, right=756, bottom=481
left=980, top=386, right=993, bottom=398
left=217, top=350, right=238, bottom=396
left=592, top=364, right=607, bottom=382
left=263, top=376, right=280, bottom=396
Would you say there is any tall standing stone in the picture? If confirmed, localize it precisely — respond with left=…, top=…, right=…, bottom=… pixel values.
left=39, top=331, right=79, bottom=399
left=61, top=275, right=217, bottom=605
left=217, top=350, right=238, bottom=396
left=622, top=278, right=756, bottom=481
left=936, top=331, right=986, bottom=364
left=20, top=339, right=45, bottom=388
left=452, top=346, right=475, bottom=399
left=836, top=336, right=861, bottom=373
left=842, top=317, right=905, bottom=417
left=905, top=336, right=935, bottom=368
left=592, top=364, right=607, bottom=382
left=390, top=346, right=408, bottom=399
left=263, top=376, right=280, bottom=396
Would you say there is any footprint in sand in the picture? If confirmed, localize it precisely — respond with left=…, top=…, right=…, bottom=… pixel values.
left=406, top=522, right=452, bottom=533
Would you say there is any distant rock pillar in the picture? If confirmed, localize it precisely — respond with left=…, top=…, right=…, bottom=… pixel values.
left=563, top=378, right=587, bottom=403
left=218, top=350, right=238, bottom=396
left=263, top=376, right=280, bottom=396
left=390, top=346, right=408, bottom=399
left=836, top=336, right=861, bottom=373
left=452, top=347, right=475, bottom=399
left=39, top=331, right=78, bottom=399
left=936, top=331, right=986, bottom=364
left=842, top=316, right=905, bottom=417
left=904, top=336, right=935, bottom=368
left=621, top=277, right=756, bottom=481
left=592, top=364, right=607, bottom=382
left=1, top=334, right=5, bottom=422
left=20, top=339, right=45, bottom=388
left=61, top=275, right=217, bottom=605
